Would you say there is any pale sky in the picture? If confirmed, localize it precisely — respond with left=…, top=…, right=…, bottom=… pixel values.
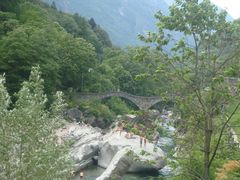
left=210, top=0, right=240, bottom=19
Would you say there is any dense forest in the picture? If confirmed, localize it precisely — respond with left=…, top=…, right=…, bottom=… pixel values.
left=0, top=0, right=169, bottom=96
left=1, top=0, right=240, bottom=179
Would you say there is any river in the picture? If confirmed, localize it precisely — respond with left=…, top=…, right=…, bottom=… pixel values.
left=73, top=166, right=160, bottom=180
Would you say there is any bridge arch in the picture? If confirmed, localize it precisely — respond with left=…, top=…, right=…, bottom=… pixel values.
left=73, top=91, right=169, bottom=110
left=148, top=100, right=174, bottom=110
left=100, top=94, right=141, bottom=110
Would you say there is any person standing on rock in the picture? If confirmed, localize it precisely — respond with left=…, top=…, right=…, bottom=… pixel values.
left=120, top=127, right=123, bottom=136
left=144, top=137, right=147, bottom=148
left=140, top=136, right=143, bottom=148
left=80, top=171, right=84, bottom=180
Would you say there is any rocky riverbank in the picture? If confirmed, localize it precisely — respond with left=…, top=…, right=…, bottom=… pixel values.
left=56, top=120, right=166, bottom=179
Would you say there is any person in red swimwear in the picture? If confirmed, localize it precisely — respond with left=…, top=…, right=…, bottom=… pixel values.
left=80, top=171, right=84, bottom=180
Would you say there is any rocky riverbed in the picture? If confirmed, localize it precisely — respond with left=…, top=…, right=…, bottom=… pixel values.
left=57, top=123, right=166, bottom=179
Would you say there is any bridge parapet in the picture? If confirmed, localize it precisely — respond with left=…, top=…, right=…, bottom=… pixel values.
left=73, top=91, right=172, bottom=110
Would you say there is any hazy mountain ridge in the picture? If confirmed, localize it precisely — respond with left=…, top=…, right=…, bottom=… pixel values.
left=44, top=0, right=169, bottom=46
left=44, top=0, right=233, bottom=47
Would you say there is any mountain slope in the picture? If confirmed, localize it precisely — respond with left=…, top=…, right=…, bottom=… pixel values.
left=44, top=0, right=233, bottom=47
left=44, top=0, right=169, bottom=46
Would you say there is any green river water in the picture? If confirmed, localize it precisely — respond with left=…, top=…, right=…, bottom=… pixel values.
left=73, top=165, right=161, bottom=180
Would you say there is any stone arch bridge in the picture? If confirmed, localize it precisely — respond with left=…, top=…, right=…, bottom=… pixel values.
left=73, top=91, right=172, bottom=110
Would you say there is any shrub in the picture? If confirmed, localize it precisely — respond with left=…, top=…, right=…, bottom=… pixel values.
left=105, top=97, right=130, bottom=115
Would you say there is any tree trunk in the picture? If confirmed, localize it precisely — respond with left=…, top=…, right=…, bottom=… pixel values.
left=204, top=117, right=213, bottom=180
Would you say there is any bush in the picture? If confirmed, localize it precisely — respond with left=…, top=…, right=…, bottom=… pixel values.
left=80, top=100, right=115, bottom=126
left=105, top=97, right=130, bottom=115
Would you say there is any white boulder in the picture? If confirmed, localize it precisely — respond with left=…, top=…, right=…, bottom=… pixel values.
left=56, top=123, right=102, bottom=171
left=57, top=123, right=165, bottom=178
left=97, top=130, right=165, bottom=179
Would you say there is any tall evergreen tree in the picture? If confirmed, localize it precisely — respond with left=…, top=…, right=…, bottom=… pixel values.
left=0, top=66, right=72, bottom=179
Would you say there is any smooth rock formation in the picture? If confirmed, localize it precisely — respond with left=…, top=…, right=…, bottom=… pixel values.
left=96, top=147, right=132, bottom=180
left=56, top=123, right=102, bottom=171
left=57, top=122, right=165, bottom=178
left=97, top=130, right=165, bottom=179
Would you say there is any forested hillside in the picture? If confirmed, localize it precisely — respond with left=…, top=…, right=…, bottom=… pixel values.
left=0, top=0, right=105, bottom=93
left=0, top=0, right=169, bottom=100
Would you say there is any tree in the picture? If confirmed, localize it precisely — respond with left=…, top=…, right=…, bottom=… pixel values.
left=72, top=13, right=104, bottom=54
left=0, top=12, right=18, bottom=36
left=94, top=25, right=112, bottom=48
left=51, top=1, right=57, bottom=10
left=89, top=18, right=97, bottom=29
left=0, top=0, right=21, bottom=12
left=0, top=24, right=61, bottom=94
left=0, top=66, right=72, bottom=179
left=139, top=0, right=240, bottom=179
left=57, top=35, right=97, bottom=91
left=88, top=18, right=112, bottom=48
